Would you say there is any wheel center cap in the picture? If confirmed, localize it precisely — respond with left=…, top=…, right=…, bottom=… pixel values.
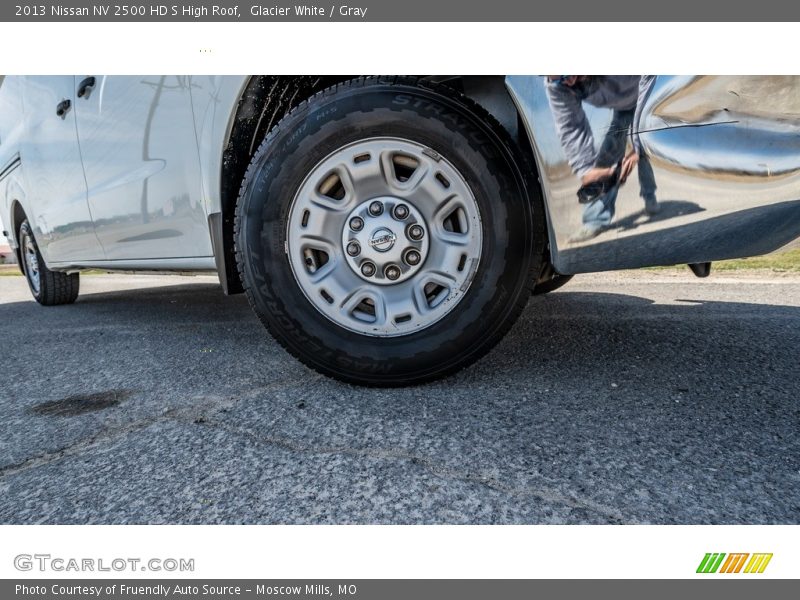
left=369, top=228, right=396, bottom=252
left=341, top=196, right=429, bottom=286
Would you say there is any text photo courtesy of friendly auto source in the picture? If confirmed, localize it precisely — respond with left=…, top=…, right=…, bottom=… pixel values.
left=0, top=75, right=799, bottom=526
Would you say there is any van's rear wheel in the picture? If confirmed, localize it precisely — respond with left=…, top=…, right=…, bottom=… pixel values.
left=235, top=78, right=545, bottom=385
left=19, top=219, right=79, bottom=305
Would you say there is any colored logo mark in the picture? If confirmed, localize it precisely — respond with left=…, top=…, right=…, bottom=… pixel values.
left=696, top=553, right=773, bottom=574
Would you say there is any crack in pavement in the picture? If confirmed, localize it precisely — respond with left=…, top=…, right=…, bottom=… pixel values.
left=0, top=377, right=308, bottom=480
left=0, top=415, right=165, bottom=479
left=205, top=419, right=629, bottom=523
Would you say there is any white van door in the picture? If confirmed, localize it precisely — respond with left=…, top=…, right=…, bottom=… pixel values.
left=74, top=75, right=212, bottom=260
left=18, top=76, right=104, bottom=264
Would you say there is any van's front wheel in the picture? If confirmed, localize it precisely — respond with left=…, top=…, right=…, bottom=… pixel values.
left=235, top=78, right=545, bottom=385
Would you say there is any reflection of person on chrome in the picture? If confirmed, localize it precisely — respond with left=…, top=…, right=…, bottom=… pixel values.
left=546, top=75, right=659, bottom=242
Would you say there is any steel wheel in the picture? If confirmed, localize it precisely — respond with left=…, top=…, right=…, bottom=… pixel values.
left=287, top=137, right=482, bottom=337
left=21, top=226, right=41, bottom=296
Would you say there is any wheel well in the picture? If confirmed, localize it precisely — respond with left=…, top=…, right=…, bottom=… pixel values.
left=10, top=200, right=26, bottom=266
left=218, top=75, right=542, bottom=294
left=218, top=76, right=353, bottom=294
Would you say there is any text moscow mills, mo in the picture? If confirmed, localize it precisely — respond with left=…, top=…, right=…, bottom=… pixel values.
left=17, top=4, right=369, bottom=18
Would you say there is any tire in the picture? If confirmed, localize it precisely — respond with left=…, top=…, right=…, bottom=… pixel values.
left=235, top=77, right=545, bottom=386
left=533, top=273, right=574, bottom=296
left=18, top=219, right=79, bottom=305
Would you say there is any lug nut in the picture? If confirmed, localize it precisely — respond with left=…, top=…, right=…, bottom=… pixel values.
left=368, top=201, right=384, bottom=216
left=407, top=224, right=425, bottom=241
left=346, top=241, right=361, bottom=256
left=392, top=204, right=410, bottom=220
left=384, top=264, right=402, bottom=281
left=349, top=217, right=364, bottom=232
left=404, top=249, right=421, bottom=266
left=360, top=262, right=376, bottom=277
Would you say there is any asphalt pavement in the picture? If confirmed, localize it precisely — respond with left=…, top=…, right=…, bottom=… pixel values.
left=1, top=271, right=798, bottom=524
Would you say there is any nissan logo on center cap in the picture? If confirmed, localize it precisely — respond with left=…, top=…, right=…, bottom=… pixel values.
left=369, top=228, right=396, bottom=252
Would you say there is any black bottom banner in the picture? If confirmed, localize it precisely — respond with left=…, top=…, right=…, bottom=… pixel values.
left=4, top=580, right=798, bottom=600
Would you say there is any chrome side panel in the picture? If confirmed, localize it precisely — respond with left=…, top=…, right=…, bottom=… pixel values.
left=507, top=76, right=800, bottom=273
